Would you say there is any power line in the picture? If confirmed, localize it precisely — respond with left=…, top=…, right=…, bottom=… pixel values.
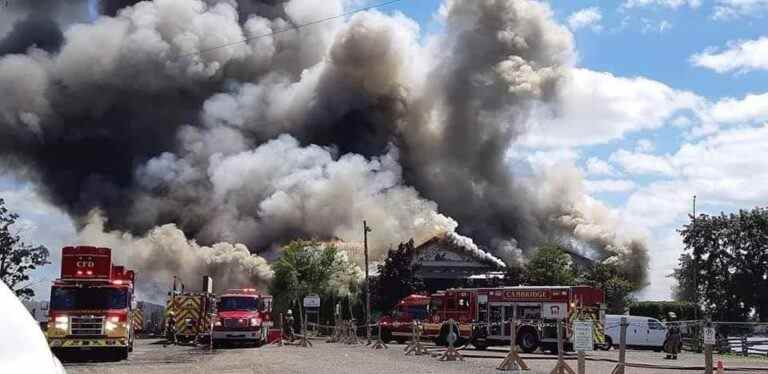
left=177, top=0, right=407, bottom=61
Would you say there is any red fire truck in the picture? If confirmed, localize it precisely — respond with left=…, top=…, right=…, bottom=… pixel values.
left=46, top=246, right=137, bottom=360
left=211, top=289, right=273, bottom=347
left=379, top=286, right=605, bottom=353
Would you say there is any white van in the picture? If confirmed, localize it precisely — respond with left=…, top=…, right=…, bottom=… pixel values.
left=604, top=314, right=668, bottom=351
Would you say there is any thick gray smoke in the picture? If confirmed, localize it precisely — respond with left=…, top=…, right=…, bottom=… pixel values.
left=0, top=0, right=649, bottom=290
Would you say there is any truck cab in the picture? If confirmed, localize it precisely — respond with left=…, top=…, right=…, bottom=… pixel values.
left=377, top=294, right=431, bottom=344
left=47, top=246, right=136, bottom=361
left=212, top=289, right=272, bottom=347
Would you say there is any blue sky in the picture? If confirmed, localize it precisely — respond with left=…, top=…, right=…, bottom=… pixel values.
left=3, top=0, right=768, bottom=300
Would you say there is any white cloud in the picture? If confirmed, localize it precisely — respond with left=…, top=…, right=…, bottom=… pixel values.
left=691, top=37, right=768, bottom=73
left=635, top=139, right=655, bottom=153
left=567, top=7, right=603, bottom=32
left=705, top=92, right=768, bottom=124
left=610, top=149, right=677, bottom=176
left=640, top=18, right=673, bottom=34
left=522, top=68, right=702, bottom=147
left=620, top=124, right=768, bottom=299
left=622, top=0, right=701, bottom=9
left=584, top=179, right=636, bottom=193
left=712, top=0, right=768, bottom=20
left=585, top=157, right=617, bottom=176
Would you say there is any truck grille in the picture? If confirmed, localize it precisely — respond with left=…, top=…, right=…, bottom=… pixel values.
left=223, top=318, right=248, bottom=329
left=70, top=315, right=104, bottom=336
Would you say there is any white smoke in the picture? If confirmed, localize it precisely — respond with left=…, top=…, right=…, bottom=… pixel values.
left=76, top=211, right=273, bottom=301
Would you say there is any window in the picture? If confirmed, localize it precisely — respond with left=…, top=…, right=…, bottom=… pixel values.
left=217, top=296, right=260, bottom=311
left=648, top=319, right=665, bottom=330
left=51, top=287, right=128, bottom=310
left=402, top=306, right=429, bottom=320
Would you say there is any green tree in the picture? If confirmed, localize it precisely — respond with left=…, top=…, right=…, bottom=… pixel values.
left=526, top=244, right=576, bottom=286
left=0, top=198, right=50, bottom=299
left=675, top=208, right=768, bottom=321
left=580, top=262, right=635, bottom=313
left=371, top=239, right=425, bottom=313
left=269, top=240, right=362, bottom=323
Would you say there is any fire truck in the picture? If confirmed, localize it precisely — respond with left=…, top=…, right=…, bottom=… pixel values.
left=46, top=246, right=137, bottom=360
left=164, top=277, right=216, bottom=345
left=211, top=288, right=273, bottom=347
left=379, top=286, right=605, bottom=353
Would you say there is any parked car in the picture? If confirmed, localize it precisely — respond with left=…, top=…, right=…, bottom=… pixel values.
left=604, top=314, right=667, bottom=351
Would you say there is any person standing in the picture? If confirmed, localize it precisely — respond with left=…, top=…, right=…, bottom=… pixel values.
left=285, top=309, right=295, bottom=342
left=664, top=312, right=681, bottom=360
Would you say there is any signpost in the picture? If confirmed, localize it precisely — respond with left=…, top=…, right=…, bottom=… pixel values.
left=303, top=294, right=321, bottom=336
left=573, top=321, right=593, bottom=374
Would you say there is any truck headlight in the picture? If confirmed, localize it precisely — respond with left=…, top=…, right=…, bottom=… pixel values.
left=250, top=318, right=259, bottom=327
left=54, top=315, right=69, bottom=330
left=214, top=320, right=222, bottom=327
left=105, top=316, right=121, bottom=331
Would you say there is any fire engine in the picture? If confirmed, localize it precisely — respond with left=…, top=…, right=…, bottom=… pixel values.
left=212, top=288, right=273, bottom=347
left=46, top=246, right=137, bottom=360
left=379, top=286, right=606, bottom=353
left=164, top=277, right=216, bottom=345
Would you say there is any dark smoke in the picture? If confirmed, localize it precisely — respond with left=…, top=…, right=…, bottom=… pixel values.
left=0, top=16, right=64, bottom=55
left=0, top=0, right=650, bottom=290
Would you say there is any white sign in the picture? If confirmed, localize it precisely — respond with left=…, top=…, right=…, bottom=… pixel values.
left=573, top=321, right=594, bottom=352
left=303, top=294, right=320, bottom=308
left=703, top=327, right=716, bottom=345
left=542, top=303, right=568, bottom=320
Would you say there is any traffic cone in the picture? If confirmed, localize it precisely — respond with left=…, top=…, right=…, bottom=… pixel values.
left=717, top=360, right=724, bottom=374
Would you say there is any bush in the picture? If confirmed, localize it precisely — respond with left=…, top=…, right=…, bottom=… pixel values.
left=629, top=301, right=700, bottom=321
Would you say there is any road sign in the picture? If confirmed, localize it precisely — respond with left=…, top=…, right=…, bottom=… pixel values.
left=303, top=294, right=320, bottom=308
left=703, top=327, right=716, bottom=345
left=573, top=321, right=594, bottom=352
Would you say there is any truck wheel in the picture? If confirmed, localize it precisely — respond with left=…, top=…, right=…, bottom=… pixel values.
left=517, top=328, right=539, bottom=353
left=116, top=347, right=129, bottom=361
left=380, top=328, right=393, bottom=344
left=471, top=339, right=488, bottom=350
left=601, top=336, right=613, bottom=351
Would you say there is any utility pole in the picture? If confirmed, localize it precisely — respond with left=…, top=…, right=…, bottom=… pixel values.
left=363, top=220, right=372, bottom=343
left=693, top=195, right=698, bottom=321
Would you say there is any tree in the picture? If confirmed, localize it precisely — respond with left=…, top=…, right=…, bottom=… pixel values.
left=371, top=239, right=425, bottom=313
left=579, top=262, right=635, bottom=313
left=0, top=198, right=50, bottom=299
left=269, top=240, right=362, bottom=323
left=526, top=244, right=576, bottom=286
left=675, top=208, right=768, bottom=321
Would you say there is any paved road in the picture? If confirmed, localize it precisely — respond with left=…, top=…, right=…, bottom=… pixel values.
left=62, top=339, right=768, bottom=374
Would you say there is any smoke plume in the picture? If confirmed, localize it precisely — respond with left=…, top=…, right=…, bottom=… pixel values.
left=0, top=0, right=649, bottom=292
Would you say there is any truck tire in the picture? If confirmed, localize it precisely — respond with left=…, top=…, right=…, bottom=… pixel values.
left=116, top=347, right=129, bottom=361
left=470, top=325, right=488, bottom=350
left=380, top=328, right=393, bottom=344
left=517, top=327, right=539, bottom=353
left=601, top=336, right=613, bottom=351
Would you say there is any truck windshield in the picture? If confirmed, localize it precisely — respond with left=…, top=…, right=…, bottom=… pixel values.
left=218, top=297, right=260, bottom=311
left=50, top=287, right=128, bottom=310
left=399, top=306, right=428, bottom=320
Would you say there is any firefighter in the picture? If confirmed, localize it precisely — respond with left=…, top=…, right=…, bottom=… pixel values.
left=664, top=312, right=681, bottom=360
left=164, top=311, right=177, bottom=347
left=285, top=309, right=295, bottom=342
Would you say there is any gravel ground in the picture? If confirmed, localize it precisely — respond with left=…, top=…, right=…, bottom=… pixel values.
left=62, top=339, right=768, bottom=374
